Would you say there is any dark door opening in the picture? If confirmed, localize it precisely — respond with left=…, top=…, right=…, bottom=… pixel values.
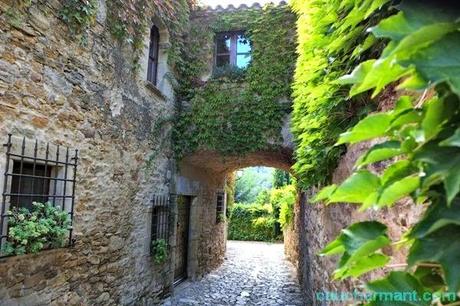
left=174, top=195, right=191, bottom=284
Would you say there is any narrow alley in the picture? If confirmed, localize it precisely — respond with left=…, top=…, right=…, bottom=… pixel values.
left=163, top=241, right=304, bottom=306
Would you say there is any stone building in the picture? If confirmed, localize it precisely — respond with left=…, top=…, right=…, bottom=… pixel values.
left=0, top=0, right=296, bottom=305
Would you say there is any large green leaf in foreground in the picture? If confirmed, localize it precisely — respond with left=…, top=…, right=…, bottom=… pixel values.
left=366, top=272, right=430, bottom=306
left=320, top=221, right=390, bottom=279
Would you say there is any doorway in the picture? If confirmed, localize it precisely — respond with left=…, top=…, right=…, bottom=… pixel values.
left=174, top=195, right=191, bottom=284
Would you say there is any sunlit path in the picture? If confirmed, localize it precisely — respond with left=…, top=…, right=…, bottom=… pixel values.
left=163, top=241, right=304, bottom=306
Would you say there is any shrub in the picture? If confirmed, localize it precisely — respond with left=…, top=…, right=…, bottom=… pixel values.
left=272, top=185, right=296, bottom=228
left=2, top=202, right=70, bottom=256
left=151, top=239, right=168, bottom=264
left=228, top=203, right=279, bottom=241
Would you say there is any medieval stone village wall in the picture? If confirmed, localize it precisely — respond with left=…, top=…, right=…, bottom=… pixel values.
left=0, top=1, right=230, bottom=304
left=283, top=95, right=424, bottom=305
left=0, top=0, right=178, bottom=304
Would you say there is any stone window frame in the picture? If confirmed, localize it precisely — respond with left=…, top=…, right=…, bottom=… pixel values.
left=0, top=134, right=78, bottom=257
left=139, top=17, right=173, bottom=101
left=147, top=25, right=160, bottom=86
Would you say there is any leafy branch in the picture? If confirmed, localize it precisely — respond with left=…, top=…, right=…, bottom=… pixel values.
left=312, top=0, right=460, bottom=303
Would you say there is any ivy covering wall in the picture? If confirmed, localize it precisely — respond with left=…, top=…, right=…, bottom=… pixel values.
left=173, top=4, right=297, bottom=160
left=290, top=0, right=391, bottom=188
left=58, top=0, right=193, bottom=71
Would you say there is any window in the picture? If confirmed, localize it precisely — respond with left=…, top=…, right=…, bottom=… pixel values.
left=0, top=134, right=78, bottom=256
left=147, top=25, right=160, bottom=85
left=216, top=191, right=225, bottom=223
left=151, top=193, right=170, bottom=242
left=10, top=161, right=52, bottom=210
left=215, top=32, right=251, bottom=69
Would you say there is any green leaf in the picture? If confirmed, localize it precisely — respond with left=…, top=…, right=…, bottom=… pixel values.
left=321, top=222, right=390, bottom=279
left=320, top=238, right=345, bottom=256
left=406, top=33, right=460, bottom=96
left=328, top=171, right=381, bottom=204
left=364, top=0, right=390, bottom=19
left=370, top=12, right=416, bottom=41
left=394, top=96, right=413, bottom=114
left=415, top=144, right=460, bottom=204
left=335, top=254, right=389, bottom=279
left=388, top=22, right=457, bottom=61
left=389, top=109, right=422, bottom=131
left=313, top=184, right=337, bottom=203
left=408, top=225, right=460, bottom=292
left=399, top=0, right=460, bottom=27
left=381, top=160, right=415, bottom=186
left=349, top=58, right=411, bottom=98
left=355, top=141, right=402, bottom=167
left=413, top=266, right=445, bottom=291
left=410, top=197, right=460, bottom=239
left=397, top=73, right=428, bottom=91
left=422, top=97, right=445, bottom=140
left=445, top=162, right=460, bottom=205
left=351, top=35, right=377, bottom=58
left=337, top=113, right=393, bottom=145
left=366, top=272, right=430, bottom=306
left=440, top=128, right=460, bottom=147
left=377, top=175, right=420, bottom=207
left=337, top=60, right=374, bottom=85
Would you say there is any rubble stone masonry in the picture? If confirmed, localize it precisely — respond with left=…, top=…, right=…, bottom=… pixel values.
left=0, top=1, right=176, bottom=304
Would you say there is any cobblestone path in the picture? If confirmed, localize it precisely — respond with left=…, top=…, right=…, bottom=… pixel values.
left=163, top=240, right=305, bottom=306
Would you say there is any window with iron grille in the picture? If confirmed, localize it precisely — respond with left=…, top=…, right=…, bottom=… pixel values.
left=215, top=32, right=252, bottom=69
left=0, top=134, right=78, bottom=256
left=151, top=193, right=170, bottom=242
left=216, top=191, right=225, bottom=223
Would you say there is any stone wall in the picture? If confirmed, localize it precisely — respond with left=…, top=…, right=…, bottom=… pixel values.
left=283, top=196, right=299, bottom=267
left=175, top=164, right=227, bottom=280
left=285, top=92, right=425, bottom=305
left=0, top=1, right=178, bottom=304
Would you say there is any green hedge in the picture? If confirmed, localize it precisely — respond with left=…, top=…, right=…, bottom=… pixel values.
left=228, top=185, right=296, bottom=241
left=228, top=203, right=279, bottom=241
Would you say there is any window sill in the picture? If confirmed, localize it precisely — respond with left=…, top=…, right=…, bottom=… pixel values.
left=0, top=245, right=71, bottom=263
left=145, top=81, right=167, bottom=101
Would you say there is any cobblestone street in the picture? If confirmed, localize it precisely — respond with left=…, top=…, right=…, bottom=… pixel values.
left=163, top=241, right=305, bottom=306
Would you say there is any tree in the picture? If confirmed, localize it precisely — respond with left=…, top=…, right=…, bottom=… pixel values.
left=273, top=169, right=291, bottom=188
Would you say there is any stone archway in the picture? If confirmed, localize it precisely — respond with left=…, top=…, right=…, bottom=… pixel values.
left=172, top=138, right=295, bottom=277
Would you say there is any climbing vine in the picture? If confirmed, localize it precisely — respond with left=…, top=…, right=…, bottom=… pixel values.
left=3, top=0, right=32, bottom=28
left=173, top=4, right=297, bottom=160
left=290, top=0, right=392, bottom=188
left=106, top=0, right=192, bottom=71
left=60, top=0, right=98, bottom=41
left=307, top=0, right=460, bottom=303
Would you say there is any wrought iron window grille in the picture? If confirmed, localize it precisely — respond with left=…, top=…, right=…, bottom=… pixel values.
left=0, top=134, right=78, bottom=256
left=151, top=193, right=172, bottom=243
left=216, top=191, right=225, bottom=223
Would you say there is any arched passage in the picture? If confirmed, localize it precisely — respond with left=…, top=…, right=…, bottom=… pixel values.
left=171, top=139, right=296, bottom=280
left=166, top=146, right=303, bottom=304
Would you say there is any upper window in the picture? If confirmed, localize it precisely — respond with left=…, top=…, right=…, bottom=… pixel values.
left=147, top=25, right=160, bottom=85
left=215, top=32, right=251, bottom=69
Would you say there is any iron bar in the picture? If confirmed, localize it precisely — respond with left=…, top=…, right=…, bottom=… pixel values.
left=0, top=134, right=12, bottom=250
left=68, top=149, right=78, bottom=246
